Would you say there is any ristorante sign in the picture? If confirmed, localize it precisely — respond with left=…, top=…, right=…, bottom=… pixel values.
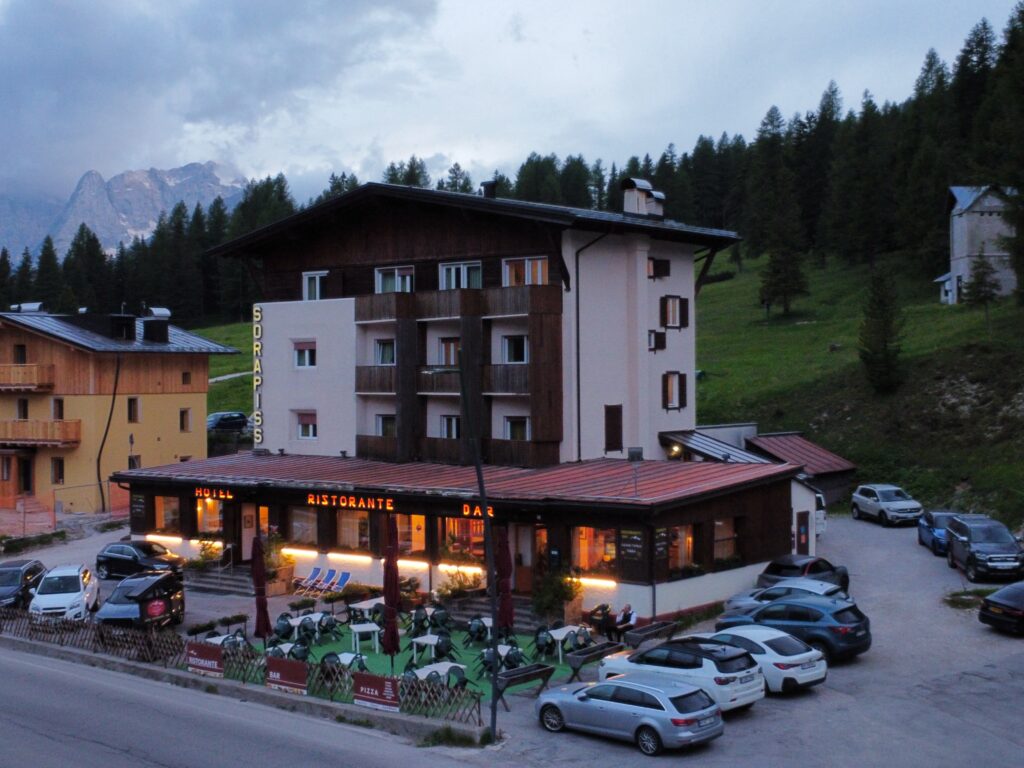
left=306, top=493, right=394, bottom=511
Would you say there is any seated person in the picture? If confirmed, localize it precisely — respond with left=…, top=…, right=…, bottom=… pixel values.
left=610, top=604, right=637, bottom=642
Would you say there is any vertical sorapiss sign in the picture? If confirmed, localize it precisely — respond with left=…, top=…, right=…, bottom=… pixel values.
left=266, top=656, right=309, bottom=695
left=352, top=672, right=400, bottom=712
left=185, top=642, right=224, bottom=678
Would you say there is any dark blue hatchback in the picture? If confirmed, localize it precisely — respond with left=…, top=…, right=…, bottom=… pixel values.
left=715, top=596, right=871, bottom=663
left=918, top=510, right=956, bottom=556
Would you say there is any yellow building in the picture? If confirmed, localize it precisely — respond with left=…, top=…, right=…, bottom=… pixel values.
left=0, top=310, right=235, bottom=519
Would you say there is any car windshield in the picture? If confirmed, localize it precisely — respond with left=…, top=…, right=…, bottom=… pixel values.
left=833, top=606, right=867, bottom=625
left=878, top=489, right=911, bottom=501
left=973, top=526, right=1015, bottom=544
left=931, top=514, right=955, bottom=529
left=0, top=570, right=21, bottom=586
left=37, top=575, right=81, bottom=594
left=714, top=654, right=755, bottom=673
left=764, top=563, right=804, bottom=577
left=764, top=635, right=812, bottom=656
left=133, top=543, right=168, bottom=557
left=106, top=584, right=144, bottom=605
left=670, top=689, right=714, bottom=713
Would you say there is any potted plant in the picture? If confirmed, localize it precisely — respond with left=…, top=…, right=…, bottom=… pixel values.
left=531, top=567, right=583, bottom=624
left=264, top=527, right=296, bottom=596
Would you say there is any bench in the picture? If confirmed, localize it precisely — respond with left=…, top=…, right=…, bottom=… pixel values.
left=494, top=663, right=556, bottom=711
left=623, top=621, right=676, bottom=649
left=565, top=641, right=624, bottom=682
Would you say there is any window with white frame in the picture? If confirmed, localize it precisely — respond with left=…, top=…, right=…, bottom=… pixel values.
left=375, top=265, right=414, bottom=293
left=502, top=335, right=528, bottom=364
left=294, top=340, right=317, bottom=368
left=504, top=416, right=530, bottom=441
left=502, top=257, right=547, bottom=287
left=438, top=337, right=460, bottom=366
left=439, top=261, right=482, bottom=290
left=376, top=414, right=397, bottom=438
left=375, top=338, right=396, bottom=366
left=302, top=271, right=328, bottom=301
left=297, top=411, right=318, bottom=439
left=440, top=414, right=461, bottom=439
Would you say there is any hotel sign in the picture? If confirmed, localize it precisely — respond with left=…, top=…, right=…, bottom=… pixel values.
left=307, top=494, right=394, bottom=510
left=185, top=642, right=224, bottom=678
left=252, top=304, right=264, bottom=444
left=194, top=487, right=234, bottom=500
left=352, top=672, right=400, bottom=712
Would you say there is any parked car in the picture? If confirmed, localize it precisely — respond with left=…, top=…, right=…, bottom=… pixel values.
left=851, top=484, right=923, bottom=526
left=28, top=564, right=100, bottom=621
left=917, top=510, right=957, bottom=556
left=715, top=595, right=871, bottom=663
left=95, top=571, right=185, bottom=628
left=599, top=637, right=765, bottom=712
left=756, top=554, right=850, bottom=591
left=0, top=559, right=47, bottom=609
left=536, top=673, right=724, bottom=756
left=978, top=581, right=1024, bottom=635
left=96, top=540, right=186, bottom=579
left=206, top=411, right=249, bottom=432
left=946, top=514, right=1024, bottom=582
left=700, top=626, right=828, bottom=693
left=724, top=577, right=850, bottom=614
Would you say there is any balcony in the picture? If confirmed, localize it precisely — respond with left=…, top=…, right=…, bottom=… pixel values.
left=356, top=434, right=398, bottom=461
left=482, top=364, right=529, bottom=394
left=355, top=366, right=396, bottom=394
left=355, top=284, right=561, bottom=323
left=483, top=284, right=561, bottom=317
left=0, top=419, right=81, bottom=447
left=418, top=437, right=462, bottom=464
left=0, top=364, right=55, bottom=391
left=417, top=367, right=460, bottom=394
left=414, top=289, right=482, bottom=320
left=354, top=292, right=415, bottom=323
left=484, top=438, right=559, bottom=468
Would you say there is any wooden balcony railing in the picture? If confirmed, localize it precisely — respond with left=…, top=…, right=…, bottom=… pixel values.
left=0, top=364, right=55, bottom=391
left=418, top=437, right=462, bottom=464
left=482, top=284, right=561, bottom=317
left=414, top=289, right=482, bottom=320
left=0, top=419, right=81, bottom=446
left=356, top=434, right=398, bottom=461
left=483, top=438, right=559, bottom=468
left=482, top=364, right=529, bottom=394
left=355, top=366, right=396, bottom=393
left=417, top=367, right=460, bottom=393
left=355, top=284, right=561, bottom=322
left=354, top=292, right=415, bottom=323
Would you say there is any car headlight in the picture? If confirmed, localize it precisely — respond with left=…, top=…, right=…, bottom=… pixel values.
left=975, top=553, right=990, bottom=561
left=69, top=600, right=83, bottom=610
left=153, top=563, right=170, bottom=570
left=30, top=603, right=42, bottom=612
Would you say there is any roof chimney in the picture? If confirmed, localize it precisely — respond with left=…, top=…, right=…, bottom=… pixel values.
left=620, top=177, right=664, bottom=218
left=480, top=180, right=497, bottom=199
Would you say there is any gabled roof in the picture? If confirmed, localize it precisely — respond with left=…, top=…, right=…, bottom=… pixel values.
left=208, top=182, right=740, bottom=259
left=112, top=453, right=799, bottom=511
left=745, top=433, right=856, bottom=476
left=660, top=430, right=772, bottom=464
left=948, top=185, right=1016, bottom=216
left=0, top=313, right=236, bottom=355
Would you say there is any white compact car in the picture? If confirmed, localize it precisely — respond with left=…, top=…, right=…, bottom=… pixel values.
left=598, top=636, right=765, bottom=712
left=29, top=564, right=100, bottom=622
left=701, top=626, right=827, bottom=694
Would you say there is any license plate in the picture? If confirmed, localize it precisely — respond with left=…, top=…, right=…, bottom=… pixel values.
left=989, top=606, right=1003, bottom=614
left=698, top=717, right=715, bottom=727
left=801, top=661, right=817, bottom=669
left=739, top=674, right=754, bottom=684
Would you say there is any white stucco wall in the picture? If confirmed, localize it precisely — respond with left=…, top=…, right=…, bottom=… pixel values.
left=425, top=395, right=462, bottom=437
left=950, top=192, right=1017, bottom=302
left=357, top=396, right=396, bottom=435
left=257, top=298, right=357, bottom=457
left=489, top=396, right=531, bottom=439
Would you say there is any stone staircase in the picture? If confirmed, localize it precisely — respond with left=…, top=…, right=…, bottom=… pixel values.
left=185, top=565, right=254, bottom=596
left=448, top=593, right=543, bottom=636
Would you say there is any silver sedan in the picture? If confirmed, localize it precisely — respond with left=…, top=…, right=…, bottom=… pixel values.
left=535, top=673, right=723, bottom=756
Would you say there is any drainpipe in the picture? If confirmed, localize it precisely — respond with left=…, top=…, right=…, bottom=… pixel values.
left=96, top=353, right=123, bottom=512
left=574, top=233, right=608, bottom=461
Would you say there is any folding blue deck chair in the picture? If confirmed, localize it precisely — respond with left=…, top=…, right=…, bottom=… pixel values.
left=307, top=568, right=338, bottom=596
left=293, top=566, right=323, bottom=596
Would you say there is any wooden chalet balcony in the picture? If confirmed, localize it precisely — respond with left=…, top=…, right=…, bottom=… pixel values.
left=354, top=292, right=415, bottom=323
left=482, top=364, right=529, bottom=394
left=355, top=284, right=560, bottom=323
left=482, top=284, right=561, bottom=317
left=484, top=438, right=559, bottom=468
left=0, top=419, right=81, bottom=447
left=417, top=367, right=460, bottom=393
left=418, top=437, right=462, bottom=464
left=356, top=434, right=398, bottom=461
left=0, top=364, right=55, bottom=391
left=414, top=289, right=482, bottom=320
left=355, top=365, right=396, bottom=393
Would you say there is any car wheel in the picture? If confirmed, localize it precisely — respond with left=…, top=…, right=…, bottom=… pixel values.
left=965, top=561, right=979, bottom=583
left=947, top=549, right=957, bottom=569
left=636, top=726, right=662, bottom=756
left=96, top=563, right=109, bottom=580
left=809, top=640, right=831, bottom=664
left=917, top=529, right=925, bottom=546
left=539, top=705, right=565, bottom=733
left=851, top=504, right=861, bottom=520
left=879, top=511, right=890, bottom=527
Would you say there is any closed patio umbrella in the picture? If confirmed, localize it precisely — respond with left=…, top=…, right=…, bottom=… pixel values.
left=496, top=524, right=514, bottom=633
left=382, top=513, right=401, bottom=673
left=251, top=534, right=272, bottom=640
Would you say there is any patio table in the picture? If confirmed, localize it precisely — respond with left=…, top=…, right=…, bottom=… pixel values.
left=410, top=633, right=440, bottom=662
left=287, top=612, right=327, bottom=642
left=548, top=625, right=583, bottom=664
left=350, top=622, right=381, bottom=654
left=413, top=661, right=466, bottom=680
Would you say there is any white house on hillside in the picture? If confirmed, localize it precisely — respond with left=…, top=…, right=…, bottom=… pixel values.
left=937, top=185, right=1017, bottom=304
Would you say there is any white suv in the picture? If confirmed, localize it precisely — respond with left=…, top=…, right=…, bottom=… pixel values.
left=598, top=637, right=765, bottom=712
left=29, top=564, right=100, bottom=621
left=851, top=484, right=922, bottom=526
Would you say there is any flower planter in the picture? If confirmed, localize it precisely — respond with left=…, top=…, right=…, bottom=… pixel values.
left=266, top=579, right=291, bottom=597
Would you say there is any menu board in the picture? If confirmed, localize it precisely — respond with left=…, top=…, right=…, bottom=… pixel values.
left=129, top=494, right=147, bottom=528
left=618, top=528, right=647, bottom=583
left=654, top=527, right=670, bottom=560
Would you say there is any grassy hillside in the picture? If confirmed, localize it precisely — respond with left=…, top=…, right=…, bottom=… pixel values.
left=697, top=255, right=1024, bottom=527
left=193, top=322, right=252, bottom=379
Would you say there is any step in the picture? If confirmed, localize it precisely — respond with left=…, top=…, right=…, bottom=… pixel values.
left=184, top=568, right=255, bottom=596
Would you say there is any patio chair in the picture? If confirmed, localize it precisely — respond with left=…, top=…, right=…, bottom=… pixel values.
left=448, top=666, right=471, bottom=692
left=463, top=616, right=487, bottom=647
left=475, top=647, right=497, bottom=675
left=293, top=566, right=323, bottom=595
left=205, top=629, right=220, bottom=639
left=434, top=633, right=460, bottom=662
left=273, top=616, right=293, bottom=640
left=318, top=614, right=344, bottom=642
left=266, top=645, right=286, bottom=658
left=550, top=619, right=564, bottom=630
left=348, top=653, right=368, bottom=672
left=503, top=647, right=527, bottom=670
left=529, top=628, right=555, bottom=660
left=297, top=616, right=318, bottom=645
left=288, top=640, right=311, bottom=661
left=408, top=605, right=429, bottom=638
left=424, top=670, right=443, bottom=686
left=307, top=569, right=339, bottom=597
left=321, top=652, right=341, bottom=666
left=369, top=602, right=385, bottom=625
left=574, top=628, right=595, bottom=649
left=430, top=608, right=453, bottom=632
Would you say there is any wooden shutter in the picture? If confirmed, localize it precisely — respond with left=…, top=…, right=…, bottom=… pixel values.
left=661, top=372, right=671, bottom=409
left=650, top=331, right=666, bottom=351
left=680, top=373, right=687, bottom=408
left=604, top=405, right=623, bottom=452
left=681, top=298, right=690, bottom=328
left=659, top=296, right=669, bottom=327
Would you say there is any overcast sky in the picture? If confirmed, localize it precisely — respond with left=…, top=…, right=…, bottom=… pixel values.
left=0, top=0, right=1018, bottom=202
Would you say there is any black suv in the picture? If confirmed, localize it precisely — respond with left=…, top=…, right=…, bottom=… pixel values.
left=206, top=411, right=249, bottom=433
left=96, top=541, right=186, bottom=579
left=94, top=572, right=185, bottom=628
left=0, top=559, right=46, bottom=609
left=946, top=514, right=1024, bottom=582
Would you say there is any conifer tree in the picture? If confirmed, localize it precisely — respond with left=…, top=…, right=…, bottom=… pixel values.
left=559, top=155, right=593, bottom=208
left=0, top=247, right=11, bottom=309
left=858, top=268, right=905, bottom=393
left=962, top=248, right=1001, bottom=334
left=12, top=248, right=33, bottom=305
left=436, top=163, right=473, bottom=193
left=34, top=236, right=63, bottom=311
left=514, top=153, right=561, bottom=203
